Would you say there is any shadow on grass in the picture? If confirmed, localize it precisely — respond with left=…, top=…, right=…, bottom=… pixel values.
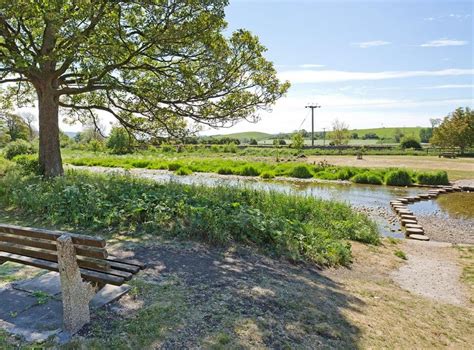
left=97, top=241, right=365, bottom=349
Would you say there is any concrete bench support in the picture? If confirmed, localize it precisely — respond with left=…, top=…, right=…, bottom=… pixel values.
left=57, top=235, right=96, bottom=334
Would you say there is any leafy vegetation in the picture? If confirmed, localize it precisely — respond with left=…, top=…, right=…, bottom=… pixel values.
left=400, top=136, right=422, bottom=150
left=64, top=153, right=448, bottom=187
left=0, top=169, right=380, bottom=266
left=416, top=171, right=449, bottom=185
left=431, top=107, right=474, bottom=154
left=3, top=139, right=35, bottom=160
left=384, top=170, right=412, bottom=186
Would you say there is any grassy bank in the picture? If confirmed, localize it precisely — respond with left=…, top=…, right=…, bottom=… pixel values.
left=63, top=153, right=450, bottom=186
left=0, top=169, right=380, bottom=266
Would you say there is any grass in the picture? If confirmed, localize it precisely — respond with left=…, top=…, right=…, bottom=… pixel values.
left=394, top=249, right=407, bottom=260
left=456, top=246, right=474, bottom=303
left=0, top=168, right=380, bottom=266
left=62, top=152, right=452, bottom=186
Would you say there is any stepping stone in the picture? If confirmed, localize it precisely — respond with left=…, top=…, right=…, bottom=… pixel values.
left=452, top=186, right=462, bottom=192
left=406, top=227, right=424, bottom=235
left=419, top=194, right=431, bottom=199
left=408, top=234, right=430, bottom=241
left=401, top=219, right=417, bottom=226
left=437, top=189, right=447, bottom=193
left=443, top=187, right=454, bottom=192
left=405, top=224, right=423, bottom=229
left=390, top=201, right=404, bottom=206
left=397, top=210, right=413, bottom=215
left=406, top=196, right=421, bottom=202
left=400, top=214, right=417, bottom=220
left=396, top=198, right=409, bottom=203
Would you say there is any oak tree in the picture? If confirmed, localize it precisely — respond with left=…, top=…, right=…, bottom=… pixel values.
left=0, top=0, right=289, bottom=176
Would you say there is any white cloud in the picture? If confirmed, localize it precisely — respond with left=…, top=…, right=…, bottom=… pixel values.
left=300, top=64, right=325, bottom=69
left=278, top=68, right=474, bottom=84
left=420, top=39, right=468, bottom=47
left=420, top=84, right=474, bottom=89
left=352, top=40, right=391, bottom=48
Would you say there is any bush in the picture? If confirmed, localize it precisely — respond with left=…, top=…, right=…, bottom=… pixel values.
left=351, top=172, right=383, bottom=185
left=167, top=162, right=182, bottom=171
left=400, top=137, right=422, bottom=150
left=12, top=155, right=40, bottom=175
left=3, top=140, right=35, bottom=160
left=385, top=170, right=412, bottom=186
left=175, top=167, right=193, bottom=176
left=217, top=167, right=234, bottom=175
left=223, top=142, right=237, bottom=153
left=289, top=165, right=313, bottom=179
left=239, top=166, right=260, bottom=177
left=260, top=171, right=275, bottom=179
left=416, top=171, right=449, bottom=185
left=106, top=127, right=134, bottom=154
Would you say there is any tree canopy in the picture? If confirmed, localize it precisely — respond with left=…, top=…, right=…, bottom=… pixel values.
left=431, top=107, right=474, bottom=153
left=0, top=0, right=289, bottom=176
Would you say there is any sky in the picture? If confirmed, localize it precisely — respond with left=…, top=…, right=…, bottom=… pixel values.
left=202, top=0, right=473, bottom=135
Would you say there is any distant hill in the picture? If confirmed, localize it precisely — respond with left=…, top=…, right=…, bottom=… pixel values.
left=205, top=131, right=272, bottom=141
left=63, top=131, right=79, bottom=139
left=350, top=127, right=423, bottom=139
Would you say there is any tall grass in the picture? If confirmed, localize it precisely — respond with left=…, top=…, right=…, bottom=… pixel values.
left=0, top=169, right=380, bottom=266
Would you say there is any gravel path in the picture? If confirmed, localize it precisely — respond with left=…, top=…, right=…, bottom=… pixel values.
left=391, top=240, right=469, bottom=306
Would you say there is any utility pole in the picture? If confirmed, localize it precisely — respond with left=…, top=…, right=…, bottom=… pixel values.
left=305, top=104, right=321, bottom=146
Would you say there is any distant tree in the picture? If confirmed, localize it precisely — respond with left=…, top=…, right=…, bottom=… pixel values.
left=431, top=107, right=474, bottom=154
left=362, top=133, right=379, bottom=140
left=400, top=136, right=422, bottom=150
left=419, top=128, right=433, bottom=143
left=19, top=112, right=37, bottom=141
left=394, top=128, right=404, bottom=143
left=351, top=132, right=359, bottom=139
left=291, top=133, right=305, bottom=150
left=107, top=127, right=134, bottom=154
left=249, top=138, right=258, bottom=145
left=330, top=119, right=350, bottom=146
left=430, top=118, right=442, bottom=130
left=0, top=112, right=29, bottom=142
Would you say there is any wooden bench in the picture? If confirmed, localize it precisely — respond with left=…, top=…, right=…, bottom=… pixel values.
left=0, top=224, right=144, bottom=334
left=439, top=152, right=457, bottom=158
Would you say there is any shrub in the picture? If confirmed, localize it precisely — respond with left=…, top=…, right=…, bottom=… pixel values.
left=351, top=172, right=383, bottom=185
left=416, top=171, right=449, bottom=185
left=106, top=127, right=134, bottom=154
left=217, top=167, right=234, bottom=175
left=161, top=144, right=174, bottom=153
left=223, top=142, right=237, bottom=153
left=249, top=139, right=258, bottom=145
left=289, top=165, right=313, bottom=179
left=239, top=166, right=260, bottom=176
left=335, top=168, right=356, bottom=180
left=3, top=140, right=35, bottom=160
left=167, top=162, right=182, bottom=171
left=260, top=171, right=275, bottom=179
left=385, top=170, right=412, bottom=186
left=175, top=167, right=193, bottom=176
left=131, top=160, right=151, bottom=168
left=400, top=137, right=422, bottom=150
left=12, top=155, right=40, bottom=175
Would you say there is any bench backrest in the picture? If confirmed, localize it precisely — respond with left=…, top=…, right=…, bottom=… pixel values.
left=0, top=224, right=109, bottom=271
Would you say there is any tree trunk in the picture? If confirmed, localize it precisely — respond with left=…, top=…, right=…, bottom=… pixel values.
left=37, top=87, right=64, bottom=177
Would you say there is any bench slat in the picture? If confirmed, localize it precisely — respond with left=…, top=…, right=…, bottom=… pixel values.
left=0, top=252, right=125, bottom=286
left=0, top=233, right=107, bottom=260
left=0, top=242, right=110, bottom=272
left=0, top=224, right=106, bottom=248
left=108, top=256, right=146, bottom=270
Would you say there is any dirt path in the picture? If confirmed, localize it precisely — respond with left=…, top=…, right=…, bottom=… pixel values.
left=391, top=240, right=469, bottom=306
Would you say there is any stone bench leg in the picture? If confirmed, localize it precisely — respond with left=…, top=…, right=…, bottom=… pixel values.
left=57, top=235, right=96, bottom=334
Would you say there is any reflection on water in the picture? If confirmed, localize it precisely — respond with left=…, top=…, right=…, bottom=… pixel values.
left=137, top=170, right=425, bottom=208
left=410, top=192, right=474, bottom=220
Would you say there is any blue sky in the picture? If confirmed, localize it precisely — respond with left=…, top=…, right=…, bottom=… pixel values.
left=204, top=0, right=473, bottom=134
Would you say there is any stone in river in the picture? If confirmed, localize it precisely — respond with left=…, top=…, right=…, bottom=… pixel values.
left=408, top=234, right=430, bottom=241
left=406, top=228, right=424, bottom=235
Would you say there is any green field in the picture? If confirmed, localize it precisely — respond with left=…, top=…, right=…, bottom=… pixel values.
left=350, top=127, right=423, bottom=139
left=206, top=127, right=424, bottom=144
